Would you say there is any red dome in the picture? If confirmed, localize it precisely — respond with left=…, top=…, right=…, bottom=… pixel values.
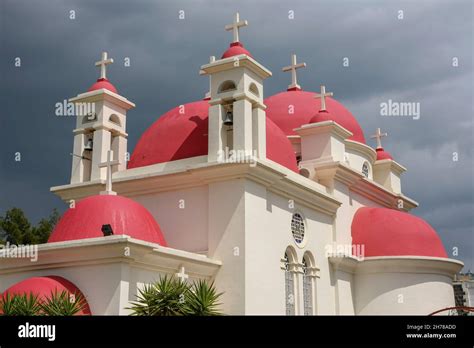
left=221, top=42, right=253, bottom=59
left=88, top=78, right=118, bottom=94
left=351, top=207, right=448, bottom=258
left=48, top=195, right=167, bottom=245
left=2, top=276, right=91, bottom=315
left=375, top=147, right=393, bottom=160
left=265, top=90, right=366, bottom=143
left=128, top=100, right=298, bottom=172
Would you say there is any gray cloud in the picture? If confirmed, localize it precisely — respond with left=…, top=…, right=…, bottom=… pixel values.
left=1, top=0, right=472, bottom=269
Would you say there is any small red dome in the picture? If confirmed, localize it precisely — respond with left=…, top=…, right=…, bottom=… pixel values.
left=221, top=42, right=253, bottom=59
left=128, top=100, right=298, bottom=172
left=2, top=276, right=91, bottom=315
left=88, top=78, right=118, bottom=94
left=375, top=147, right=393, bottom=160
left=352, top=207, right=448, bottom=258
left=48, top=195, right=167, bottom=246
left=265, top=90, right=366, bottom=143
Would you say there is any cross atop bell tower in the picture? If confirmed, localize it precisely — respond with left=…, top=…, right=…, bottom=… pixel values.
left=371, top=127, right=388, bottom=149
left=95, top=52, right=114, bottom=80
left=225, top=12, right=248, bottom=43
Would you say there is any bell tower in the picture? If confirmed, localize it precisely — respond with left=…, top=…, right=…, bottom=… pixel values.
left=69, top=52, right=135, bottom=184
left=200, top=13, right=272, bottom=163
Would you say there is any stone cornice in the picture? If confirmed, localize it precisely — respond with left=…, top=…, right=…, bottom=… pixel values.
left=200, top=54, right=272, bottom=79
left=69, top=88, right=135, bottom=110
left=294, top=120, right=353, bottom=140
left=345, top=139, right=377, bottom=163
left=373, top=158, right=407, bottom=175
left=314, top=161, right=418, bottom=211
left=329, top=255, right=463, bottom=277
left=51, top=158, right=342, bottom=217
left=0, top=235, right=221, bottom=279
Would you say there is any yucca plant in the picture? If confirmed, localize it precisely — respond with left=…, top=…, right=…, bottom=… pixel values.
left=40, top=290, right=87, bottom=316
left=128, top=276, right=223, bottom=316
left=0, top=292, right=41, bottom=316
left=128, top=275, right=190, bottom=316
left=184, top=280, right=222, bottom=316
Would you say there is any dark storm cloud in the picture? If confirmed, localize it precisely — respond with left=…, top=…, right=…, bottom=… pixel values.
left=0, top=0, right=472, bottom=268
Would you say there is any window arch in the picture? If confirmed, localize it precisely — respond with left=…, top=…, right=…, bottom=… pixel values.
left=109, top=114, right=121, bottom=127
left=218, top=80, right=236, bottom=93
left=248, top=83, right=259, bottom=97
left=282, top=246, right=297, bottom=315
left=302, top=252, right=317, bottom=315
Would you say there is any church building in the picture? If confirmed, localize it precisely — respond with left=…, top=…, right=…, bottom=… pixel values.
left=0, top=13, right=462, bottom=315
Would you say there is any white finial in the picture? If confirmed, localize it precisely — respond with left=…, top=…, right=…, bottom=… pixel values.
left=95, top=52, right=114, bottom=80
left=176, top=266, right=189, bottom=283
left=370, top=127, right=388, bottom=149
left=225, top=12, right=248, bottom=43
left=99, top=150, right=120, bottom=195
left=282, top=54, right=306, bottom=90
left=314, top=85, right=334, bottom=112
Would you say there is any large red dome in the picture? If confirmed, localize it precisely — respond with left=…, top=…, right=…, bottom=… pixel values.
left=128, top=100, right=298, bottom=172
left=48, top=195, right=167, bottom=245
left=2, top=276, right=91, bottom=315
left=265, top=90, right=366, bottom=143
left=351, top=207, right=448, bottom=258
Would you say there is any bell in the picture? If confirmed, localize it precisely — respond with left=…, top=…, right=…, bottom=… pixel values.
left=223, top=111, right=233, bottom=126
left=84, top=138, right=93, bottom=151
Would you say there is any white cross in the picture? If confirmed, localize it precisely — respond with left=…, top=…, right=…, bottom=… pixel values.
left=99, top=150, right=120, bottom=195
left=176, top=266, right=189, bottom=282
left=314, top=85, right=333, bottom=112
left=370, top=127, right=388, bottom=149
left=225, top=12, right=248, bottom=43
left=282, top=54, right=306, bottom=91
left=95, top=52, right=114, bottom=80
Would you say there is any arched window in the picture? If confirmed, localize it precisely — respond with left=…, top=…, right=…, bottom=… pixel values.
left=248, top=83, right=259, bottom=97
left=302, top=255, right=313, bottom=315
left=218, top=80, right=236, bottom=93
left=282, top=248, right=297, bottom=315
left=109, top=114, right=121, bottom=127
left=362, top=162, right=370, bottom=178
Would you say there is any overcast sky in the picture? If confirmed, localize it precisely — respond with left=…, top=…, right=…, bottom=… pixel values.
left=0, top=0, right=472, bottom=270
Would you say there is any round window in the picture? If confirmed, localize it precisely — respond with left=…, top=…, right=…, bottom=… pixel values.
left=291, top=213, right=305, bottom=245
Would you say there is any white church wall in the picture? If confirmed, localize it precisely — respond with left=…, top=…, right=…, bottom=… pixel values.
left=208, top=179, right=246, bottom=314
left=132, top=185, right=209, bottom=253
left=242, top=179, right=336, bottom=315
left=355, top=271, right=456, bottom=315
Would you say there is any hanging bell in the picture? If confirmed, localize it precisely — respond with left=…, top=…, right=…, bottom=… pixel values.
left=84, top=138, right=93, bottom=151
left=223, top=111, right=233, bottom=126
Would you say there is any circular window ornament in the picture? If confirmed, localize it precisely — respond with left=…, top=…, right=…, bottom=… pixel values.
left=362, top=162, right=370, bottom=178
left=291, top=213, right=306, bottom=247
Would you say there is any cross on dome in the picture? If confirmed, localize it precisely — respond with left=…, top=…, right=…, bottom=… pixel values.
left=314, top=85, right=333, bottom=112
left=370, top=127, right=388, bottom=149
left=99, top=150, right=120, bottom=195
left=225, top=12, right=248, bottom=43
left=95, top=52, right=114, bottom=80
left=282, top=54, right=306, bottom=91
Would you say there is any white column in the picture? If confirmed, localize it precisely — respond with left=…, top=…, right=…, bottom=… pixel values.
left=91, top=128, right=111, bottom=181
left=252, top=106, right=266, bottom=159
left=71, top=132, right=86, bottom=184
left=208, top=103, right=226, bottom=162
left=233, top=98, right=253, bottom=156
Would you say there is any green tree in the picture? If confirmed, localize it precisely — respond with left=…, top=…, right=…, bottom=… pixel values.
left=128, top=276, right=223, bottom=316
left=0, top=208, right=60, bottom=244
